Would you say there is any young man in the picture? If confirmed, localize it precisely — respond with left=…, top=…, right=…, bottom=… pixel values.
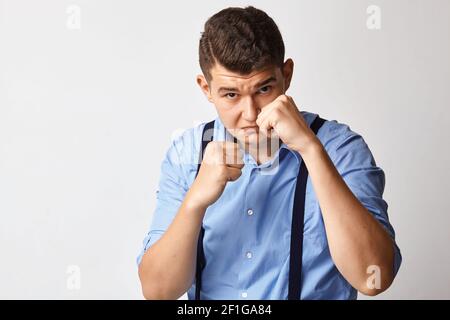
left=137, top=6, right=402, bottom=300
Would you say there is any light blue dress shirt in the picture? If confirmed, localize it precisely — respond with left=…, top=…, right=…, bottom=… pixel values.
left=137, top=111, right=402, bottom=300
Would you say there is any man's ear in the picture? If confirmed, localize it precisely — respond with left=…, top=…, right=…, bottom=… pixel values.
left=282, top=58, right=294, bottom=93
left=196, top=74, right=213, bottom=103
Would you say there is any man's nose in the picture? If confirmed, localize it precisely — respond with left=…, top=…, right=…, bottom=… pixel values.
left=241, top=97, right=260, bottom=121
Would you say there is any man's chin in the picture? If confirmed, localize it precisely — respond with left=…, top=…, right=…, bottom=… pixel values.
left=239, top=132, right=260, bottom=147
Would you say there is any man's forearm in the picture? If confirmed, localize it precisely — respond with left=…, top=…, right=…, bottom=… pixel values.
left=298, top=138, right=395, bottom=295
left=138, top=190, right=207, bottom=299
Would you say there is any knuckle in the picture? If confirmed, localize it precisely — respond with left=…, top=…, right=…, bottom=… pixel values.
left=278, top=94, right=288, bottom=102
left=205, top=142, right=217, bottom=153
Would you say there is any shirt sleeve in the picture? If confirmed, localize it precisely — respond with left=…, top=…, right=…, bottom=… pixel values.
left=325, top=122, right=402, bottom=278
left=136, top=135, right=191, bottom=267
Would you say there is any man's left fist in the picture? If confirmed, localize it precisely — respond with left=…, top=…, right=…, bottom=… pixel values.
left=256, top=94, right=319, bottom=154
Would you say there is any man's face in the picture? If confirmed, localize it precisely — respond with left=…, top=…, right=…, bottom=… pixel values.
left=197, top=59, right=293, bottom=146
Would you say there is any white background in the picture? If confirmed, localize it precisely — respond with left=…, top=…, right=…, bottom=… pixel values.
left=1, top=0, right=449, bottom=299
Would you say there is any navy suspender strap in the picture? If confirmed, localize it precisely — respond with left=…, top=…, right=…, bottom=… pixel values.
left=195, top=116, right=326, bottom=300
left=288, top=115, right=326, bottom=300
left=194, top=120, right=215, bottom=301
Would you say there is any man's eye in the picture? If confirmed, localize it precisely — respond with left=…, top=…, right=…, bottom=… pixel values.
left=258, top=86, right=272, bottom=94
left=225, top=93, right=238, bottom=99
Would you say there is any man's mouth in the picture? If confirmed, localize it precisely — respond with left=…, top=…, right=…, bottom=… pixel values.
left=241, top=126, right=259, bottom=135
left=241, top=125, right=258, bottom=130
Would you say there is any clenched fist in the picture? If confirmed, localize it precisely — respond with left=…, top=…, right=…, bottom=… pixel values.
left=188, top=141, right=244, bottom=210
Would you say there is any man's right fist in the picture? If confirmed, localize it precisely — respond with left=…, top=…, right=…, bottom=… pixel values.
left=188, top=141, right=244, bottom=210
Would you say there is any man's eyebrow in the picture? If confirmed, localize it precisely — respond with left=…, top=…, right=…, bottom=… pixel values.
left=217, top=76, right=277, bottom=93
left=255, top=76, right=277, bottom=88
left=217, top=86, right=239, bottom=93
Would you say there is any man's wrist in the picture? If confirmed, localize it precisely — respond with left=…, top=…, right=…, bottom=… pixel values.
left=295, top=136, right=323, bottom=158
left=184, top=189, right=208, bottom=214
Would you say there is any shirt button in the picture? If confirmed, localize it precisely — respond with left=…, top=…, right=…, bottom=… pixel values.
left=241, top=292, right=248, bottom=298
left=246, top=251, right=253, bottom=259
left=247, top=209, right=254, bottom=216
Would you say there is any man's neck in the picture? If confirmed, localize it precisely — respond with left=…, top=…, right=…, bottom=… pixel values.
left=244, top=137, right=282, bottom=165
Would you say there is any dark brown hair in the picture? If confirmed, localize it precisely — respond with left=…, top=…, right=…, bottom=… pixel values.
left=199, top=6, right=285, bottom=82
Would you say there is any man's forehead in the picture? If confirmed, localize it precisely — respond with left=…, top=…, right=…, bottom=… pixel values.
left=210, top=64, right=278, bottom=85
